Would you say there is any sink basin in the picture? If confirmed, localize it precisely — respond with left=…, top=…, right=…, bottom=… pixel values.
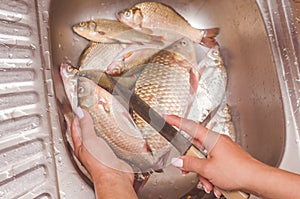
left=50, top=0, right=286, bottom=197
left=0, top=0, right=299, bottom=198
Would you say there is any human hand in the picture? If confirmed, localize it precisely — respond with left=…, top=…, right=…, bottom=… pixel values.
left=71, top=108, right=137, bottom=198
left=165, top=115, right=264, bottom=197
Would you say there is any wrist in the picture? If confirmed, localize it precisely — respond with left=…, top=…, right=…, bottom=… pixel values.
left=241, top=159, right=271, bottom=195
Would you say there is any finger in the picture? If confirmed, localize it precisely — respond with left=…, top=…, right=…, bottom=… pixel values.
left=198, top=176, right=213, bottom=194
left=213, top=187, right=222, bottom=198
left=180, top=170, right=190, bottom=176
left=76, top=108, right=96, bottom=136
left=171, top=156, right=209, bottom=178
left=164, top=115, right=207, bottom=144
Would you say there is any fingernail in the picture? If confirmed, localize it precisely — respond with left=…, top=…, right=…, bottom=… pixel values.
left=75, top=107, right=84, bottom=119
left=180, top=170, right=186, bottom=176
left=171, top=157, right=183, bottom=168
left=203, top=185, right=210, bottom=194
left=214, top=190, right=221, bottom=198
left=196, top=182, right=203, bottom=189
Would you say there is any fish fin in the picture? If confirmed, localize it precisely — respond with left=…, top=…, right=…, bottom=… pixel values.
left=200, top=37, right=219, bottom=48
left=204, top=27, right=220, bottom=38
left=140, top=27, right=153, bottom=35
left=189, top=68, right=199, bottom=95
left=150, top=35, right=166, bottom=46
left=200, top=28, right=220, bottom=48
left=123, top=52, right=133, bottom=61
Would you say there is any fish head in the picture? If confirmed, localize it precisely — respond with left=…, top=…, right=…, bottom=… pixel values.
left=77, top=77, right=112, bottom=112
left=164, top=37, right=197, bottom=66
left=60, top=63, right=79, bottom=111
left=73, top=20, right=99, bottom=37
left=77, top=77, right=99, bottom=109
left=60, top=63, right=78, bottom=81
left=117, top=7, right=143, bottom=29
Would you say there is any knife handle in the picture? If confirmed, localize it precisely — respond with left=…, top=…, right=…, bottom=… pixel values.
left=186, top=146, right=250, bottom=199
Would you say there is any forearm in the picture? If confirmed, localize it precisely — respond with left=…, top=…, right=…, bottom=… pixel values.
left=245, top=163, right=300, bottom=198
left=93, top=173, right=138, bottom=199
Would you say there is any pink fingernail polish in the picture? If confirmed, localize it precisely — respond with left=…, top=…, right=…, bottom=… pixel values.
left=203, top=185, right=210, bottom=194
left=171, top=157, right=183, bottom=168
left=214, top=190, right=221, bottom=198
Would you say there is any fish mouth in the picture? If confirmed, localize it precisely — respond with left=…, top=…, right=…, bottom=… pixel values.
left=115, top=10, right=123, bottom=21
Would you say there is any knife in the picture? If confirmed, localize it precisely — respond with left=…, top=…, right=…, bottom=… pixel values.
left=95, top=73, right=249, bottom=199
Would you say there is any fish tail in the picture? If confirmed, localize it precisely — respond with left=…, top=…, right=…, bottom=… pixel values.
left=200, top=27, right=220, bottom=48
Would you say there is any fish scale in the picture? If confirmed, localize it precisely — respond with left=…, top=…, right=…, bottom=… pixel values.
left=133, top=41, right=196, bottom=154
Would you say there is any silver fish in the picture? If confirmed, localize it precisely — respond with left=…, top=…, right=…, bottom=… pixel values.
left=133, top=37, right=198, bottom=159
left=206, top=103, right=236, bottom=142
left=60, top=63, right=79, bottom=112
left=117, top=2, right=219, bottom=47
left=73, top=18, right=164, bottom=45
left=106, top=47, right=159, bottom=76
left=187, top=45, right=227, bottom=123
left=77, top=76, right=157, bottom=172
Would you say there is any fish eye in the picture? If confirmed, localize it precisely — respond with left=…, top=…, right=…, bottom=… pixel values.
left=180, top=40, right=187, bottom=46
left=67, top=65, right=72, bottom=72
left=124, top=10, right=132, bottom=18
left=79, top=22, right=86, bottom=27
left=89, top=22, right=96, bottom=30
left=78, top=86, right=84, bottom=93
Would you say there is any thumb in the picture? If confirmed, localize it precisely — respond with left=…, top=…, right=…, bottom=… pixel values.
left=75, top=107, right=96, bottom=136
left=172, top=156, right=209, bottom=177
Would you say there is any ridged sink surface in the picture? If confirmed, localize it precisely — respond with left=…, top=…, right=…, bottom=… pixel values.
left=1, top=0, right=299, bottom=198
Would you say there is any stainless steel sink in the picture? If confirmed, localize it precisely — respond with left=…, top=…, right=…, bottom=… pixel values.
left=0, top=0, right=299, bottom=198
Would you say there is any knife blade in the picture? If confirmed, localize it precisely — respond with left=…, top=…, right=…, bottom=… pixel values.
left=95, top=73, right=249, bottom=199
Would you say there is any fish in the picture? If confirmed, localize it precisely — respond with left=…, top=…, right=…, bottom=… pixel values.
left=79, top=69, right=138, bottom=92
left=106, top=47, right=159, bottom=76
left=132, top=37, right=198, bottom=159
left=117, top=2, right=219, bottom=48
left=77, top=76, right=158, bottom=172
left=60, top=63, right=79, bottom=112
left=206, top=103, right=236, bottom=142
left=73, top=18, right=165, bottom=45
left=187, top=45, right=227, bottom=123
left=78, top=42, right=127, bottom=71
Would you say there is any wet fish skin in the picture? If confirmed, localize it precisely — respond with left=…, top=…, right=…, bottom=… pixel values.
left=73, top=18, right=164, bottom=45
left=79, top=42, right=127, bottom=71
left=77, top=77, right=156, bottom=172
left=117, top=2, right=219, bottom=47
left=133, top=37, right=198, bottom=155
left=206, top=103, right=236, bottom=142
left=187, top=45, right=227, bottom=123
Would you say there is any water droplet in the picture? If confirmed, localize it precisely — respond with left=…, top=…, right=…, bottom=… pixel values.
left=26, top=60, right=33, bottom=66
left=58, top=156, right=62, bottom=163
left=42, top=11, right=49, bottom=22
left=30, top=44, right=36, bottom=50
